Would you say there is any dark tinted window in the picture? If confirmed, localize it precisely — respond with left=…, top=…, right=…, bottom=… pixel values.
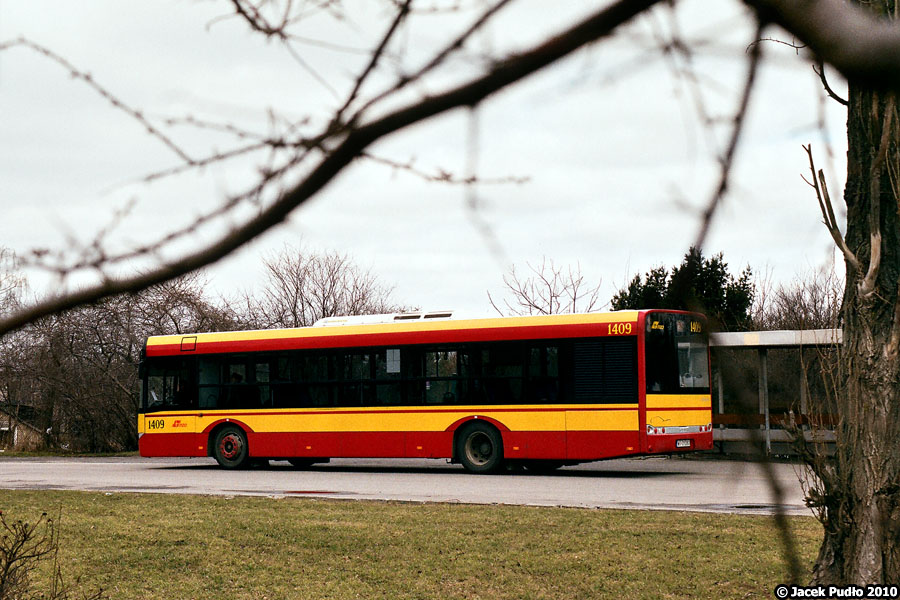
left=525, top=345, right=559, bottom=403
left=480, top=344, right=525, bottom=404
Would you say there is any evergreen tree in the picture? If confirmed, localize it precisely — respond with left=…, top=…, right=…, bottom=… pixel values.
left=610, top=247, right=753, bottom=331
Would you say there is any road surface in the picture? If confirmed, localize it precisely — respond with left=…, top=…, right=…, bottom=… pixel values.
left=0, top=455, right=813, bottom=516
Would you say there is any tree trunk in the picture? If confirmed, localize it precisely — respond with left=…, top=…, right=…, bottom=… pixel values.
left=811, top=10, right=900, bottom=581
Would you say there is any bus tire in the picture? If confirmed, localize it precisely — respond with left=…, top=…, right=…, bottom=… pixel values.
left=457, top=422, right=504, bottom=474
left=213, top=426, right=250, bottom=469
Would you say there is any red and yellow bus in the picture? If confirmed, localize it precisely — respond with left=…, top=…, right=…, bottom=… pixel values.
left=138, top=310, right=713, bottom=472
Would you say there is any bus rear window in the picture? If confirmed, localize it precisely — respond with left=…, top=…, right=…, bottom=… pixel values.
left=645, top=313, right=709, bottom=394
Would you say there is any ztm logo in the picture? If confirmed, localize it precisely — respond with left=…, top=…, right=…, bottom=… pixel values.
left=172, top=420, right=189, bottom=428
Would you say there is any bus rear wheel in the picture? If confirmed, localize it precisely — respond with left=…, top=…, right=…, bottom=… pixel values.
left=458, top=422, right=504, bottom=474
left=213, top=426, right=250, bottom=469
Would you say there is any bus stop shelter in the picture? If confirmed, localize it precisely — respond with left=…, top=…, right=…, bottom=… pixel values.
left=708, top=329, right=841, bottom=454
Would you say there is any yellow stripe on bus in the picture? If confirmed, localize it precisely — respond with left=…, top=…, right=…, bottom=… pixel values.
left=143, top=404, right=642, bottom=434
left=646, top=410, right=711, bottom=428
left=564, top=409, right=639, bottom=431
left=645, top=394, right=711, bottom=409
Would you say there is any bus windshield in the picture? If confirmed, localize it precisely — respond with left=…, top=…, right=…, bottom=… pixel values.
left=644, top=312, right=709, bottom=394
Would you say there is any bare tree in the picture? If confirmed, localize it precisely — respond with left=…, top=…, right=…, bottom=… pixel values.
left=488, top=258, right=602, bottom=316
left=2, top=0, right=900, bottom=584
left=133, top=274, right=246, bottom=336
left=802, top=68, right=900, bottom=584
left=1, top=274, right=242, bottom=451
left=245, top=245, right=408, bottom=328
left=0, top=250, right=29, bottom=418
left=752, top=262, right=843, bottom=331
left=0, top=250, right=25, bottom=316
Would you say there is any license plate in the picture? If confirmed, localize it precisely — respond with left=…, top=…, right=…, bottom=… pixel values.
left=676, top=439, right=691, bottom=448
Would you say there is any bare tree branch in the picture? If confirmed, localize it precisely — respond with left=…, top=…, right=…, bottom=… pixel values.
left=0, top=38, right=193, bottom=165
left=693, top=20, right=764, bottom=250
left=858, top=95, right=895, bottom=300
left=227, top=0, right=343, bottom=96
left=361, top=151, right=529, bottom=185
left=245, top=245, right=407, bottom=328
left=813, top=61, right=848, bottom=106
left=802, top=143, right=861, bottom=273
left=228, top=0, right=289, bottom=37
left=749, top=0, right=900, bottom=86
left=355, top=0, right=515, bottom=118
left=0, top=0, right=663, bottom=338
left=489, top=258, right=603, bottom=316
left=333, top=0, right=413, bottom=123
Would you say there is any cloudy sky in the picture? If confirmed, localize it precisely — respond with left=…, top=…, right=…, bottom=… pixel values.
left=0, top=1, right=846, bottom=318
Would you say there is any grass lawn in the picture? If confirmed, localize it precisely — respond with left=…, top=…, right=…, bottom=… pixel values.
left=0, top=490, right=820, bottom=600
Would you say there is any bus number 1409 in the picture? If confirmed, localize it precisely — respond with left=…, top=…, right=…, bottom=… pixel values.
left=608, top=323, right=632, bottom=335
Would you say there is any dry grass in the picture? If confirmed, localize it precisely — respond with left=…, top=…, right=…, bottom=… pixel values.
left=0, top=490, right=820, bottom=599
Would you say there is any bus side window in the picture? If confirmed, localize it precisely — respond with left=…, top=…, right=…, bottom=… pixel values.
left=423, top=351, right=454, bottom=404
left=527, top=345, right=559, bottom=403
left=172, top=367, right=198, bottom=408
left=198, top=358, right=220, bottom=409
left=336, top=353, right=373, bottom=406
left=223, top=363, right=252, bottom=408
left=482, top=345, right=524, bottom=404
left=403, top=348, right=425, bottom=405
left=301, top=354, right=333, bottom=408
left=255, top=361, right=271, bottom=408
left=375, top=349, right=402, bottom=406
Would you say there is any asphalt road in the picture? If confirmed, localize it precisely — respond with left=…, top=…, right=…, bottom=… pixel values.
left=0, top=455, right=813, bottom=516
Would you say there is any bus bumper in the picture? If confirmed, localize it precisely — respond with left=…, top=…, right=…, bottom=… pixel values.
left=646, top=431, right=714, bottom=454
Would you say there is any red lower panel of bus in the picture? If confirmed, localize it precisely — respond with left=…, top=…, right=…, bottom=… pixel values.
left=249, top=431, right=442, bottom=459
left=140, top=433, right=206, bottom=457
left=246, top=430, right=569, bottom=460
left=141, top=429, right=652, bottom=461
left=567, top=431, right=642, bottom=460
left=501, top=431, right=565, bottom=459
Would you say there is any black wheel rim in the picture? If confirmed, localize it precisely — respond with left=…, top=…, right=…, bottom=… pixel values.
left=464, top=431, right=494, bottom=466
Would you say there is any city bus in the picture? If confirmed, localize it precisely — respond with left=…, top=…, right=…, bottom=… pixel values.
left=137, top=310, right=713, bottom=472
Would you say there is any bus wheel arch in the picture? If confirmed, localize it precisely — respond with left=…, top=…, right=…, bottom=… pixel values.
left=454, top=420, right=504, bottom=474
left=210, top=423, right=251, bottom=469
left=446, top=415, right=509, bottom=434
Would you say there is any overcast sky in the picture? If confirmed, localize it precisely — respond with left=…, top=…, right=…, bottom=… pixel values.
left=0, top=1, right=846, bottom=318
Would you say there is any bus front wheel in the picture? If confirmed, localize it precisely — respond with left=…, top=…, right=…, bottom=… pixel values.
left=458, top=422, right=504, bottom=474
left=213, top=426, right=250, bottom=469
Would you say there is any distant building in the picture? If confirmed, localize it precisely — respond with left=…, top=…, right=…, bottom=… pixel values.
left=0, top=406, right=46, bottom=451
